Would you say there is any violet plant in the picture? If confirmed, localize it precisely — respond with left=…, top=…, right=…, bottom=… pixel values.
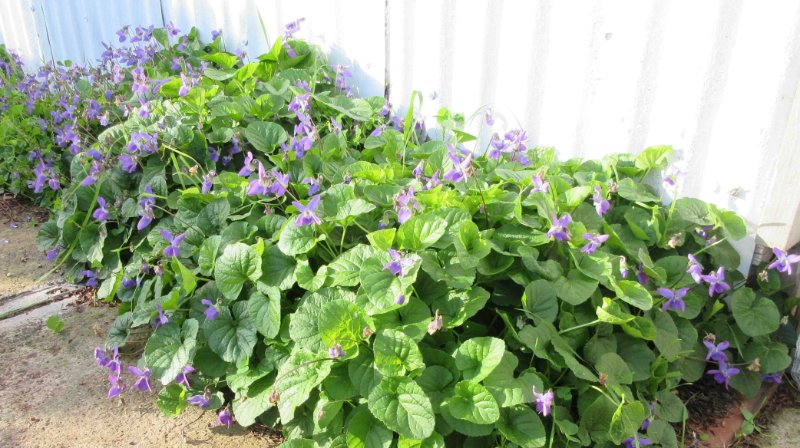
left=0, top=19, right=794, bottom=448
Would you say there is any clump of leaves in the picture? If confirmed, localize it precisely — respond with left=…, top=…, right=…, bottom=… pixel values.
left=7, top=19, right=795, bottom=447
left=46, top=314, right=65, bottom=333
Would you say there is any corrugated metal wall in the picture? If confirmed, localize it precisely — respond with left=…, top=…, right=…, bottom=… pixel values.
left=2, top=0, right=800, bottom=269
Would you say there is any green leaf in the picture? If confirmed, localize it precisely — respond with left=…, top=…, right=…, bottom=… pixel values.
left=496, top=405, right=546, bottom=448
left=275, top=349, right=333, bottom=423
left=622, top=316, right=657, bottom=341
left=318, top=299, right=373, bottom=357
left=731, top=288, right=780, bottom=337
left=204, top=303, right=257, bottom=363
left=635, top=145, right=672, bottom=170
left=346, top=405, right=393, bottom=448
left=261, top=245, right=298, bottom=290
left=397, top=214, right=448, bottom=250
left=655, top=390, right=687, bottom=423
left=349, top=350, right=384, bottom=397
left=157, top=384, right=187, bottom=417
left=452, top=220, right=491, bottom=266
left=712, top=207, right=746, bottom=240
left=214, top=242, right=262, bottom=301
left=454, top=337, right=506, bottom=382
left=673, top=198, right=712, bottom=226
left=743, top=339, right=791, bottom=373
left=197, top=235, right=221, bottom=276
left=596, top=298, right=635, bottom=325
left=483, top=351, right=541, bottom=408
left=523, top=279, right=558, bottom=323
left=596, top=352, right=633, bottom=385
left=247, top=289, right=281, bottom=338
left=552, top=271, right=598, bottom=305
left=245, top=120, right=288, bottom=153
left=46, top=315, right=65, bottom=333
left=368, top=376, right=435, bottom=440
left=609, top=401, right=645, bottom=444
left=145, top=319, right=199, bottom=384
left=397, top=433, right=445, bottom=448
left=654, top=311, right=682, bottom=361
left=358, top=254, right=417, bottom=315
left=232, top=377, right=275, bottom=426
left=278, top=217, right=317, bottom=255
left=367, top=229, right=396, bottom=251
left=616, top=177, right=660, bottom=202
left=446, top=381, right=500, bottom=424
left=374, top=329, right=425, bottom=376
left=328, top=244, right=379, bottom=287
left=612, top=280, right=653, bottom=311
left=170, top=258, right=197, bottom=295
left=428, top=286, right=490, bottom=328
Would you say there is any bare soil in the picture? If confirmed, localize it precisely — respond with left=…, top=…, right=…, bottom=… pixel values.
left=0, top=197, right=54, bottom=297
left=0, top=199, right=278, bottom=448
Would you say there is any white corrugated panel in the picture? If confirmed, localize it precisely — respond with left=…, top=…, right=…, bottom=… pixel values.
left=0, top=0, right=44, bottom=67
left=2, top=0, right=800, bottom=268
left=388, top=0, right=800, bottom=270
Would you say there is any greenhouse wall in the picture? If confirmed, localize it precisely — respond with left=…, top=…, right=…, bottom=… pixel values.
left=2, top=0, right=800, bottom=271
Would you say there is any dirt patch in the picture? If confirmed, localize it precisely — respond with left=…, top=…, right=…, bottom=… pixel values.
left=734, top=382, right=800, bottom=447
left=0, top=197, right=55, bottom=297
left=0, top=304, right=280, bottom=447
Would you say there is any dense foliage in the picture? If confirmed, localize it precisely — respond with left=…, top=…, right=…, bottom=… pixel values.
left=2, top=22, right=797, bottom=448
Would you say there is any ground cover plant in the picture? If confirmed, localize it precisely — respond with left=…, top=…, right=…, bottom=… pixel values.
left=2, top=20, right=798, bottom=448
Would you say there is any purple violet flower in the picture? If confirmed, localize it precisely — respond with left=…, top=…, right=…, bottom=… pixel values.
left=216, top=408, right=234, bottom=428
left=175, top=365, right=195, bottom=387
left=160, top=230, right=184, bottom=258
left=154, top=304, right=169, bottom=328
left=127, top=366, right=153, bottom=392
left=394, top=187, right=419, bottom=224
left=636, top=266, right=650, bottom=285
left=269, top=170, right=290, bottom=197
left=238, top=152, right=256, bottom=176
left=623, top=435, right=653, bottom=448
left=531, top=386, right=554, bottom=417
left=707, top=359, right=739, bottom=389
left=703, top=340, right=730, bottom=362
left=701, top=266, right=730, bottom=297
left=383, top=250, right=416, bottom=277
left=201, top=299, right=218, bottom=321
left=201, top=171, right=215, bottom=194
left=546, top=214, right=572, bottom=241
left=122, top=278, right=136, bottom=289
left=328, top=343, right=345, bottom=359
left=293, top=195, right=322, bottom=227
left=246, top=161, right=271, bottom=196
left=107, top=375, right=124, bottom=398
left=301, top=176, right=321, bottom=195
left=531, top=174, right=549, bottom=194
left=767, top=248, right=800, bottom=275
left=580, top=233, right=608, bottom=255
left=687, top=254, right=704, bottom=284
left=412, top=161, right=425, bottom=179
left=592, top=186, right=611, bottom=216
left=82, top=270, right=98, bottom=287
left=93, top=197, right=109, bottom=223
left=395, top=294, right=406, bottom=305
left=619, top=256, right=629, bottom=278
left=137, top=187, right=156, bottom=230
left=762, top=373, right=783, bottom=384
left=424, top=170, right=442, bottom=190
left=658, top=287, right=689, bottom=313
left=188, top=392, right=211, bottom=408
left=443, top=148, right=474, bottom=183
